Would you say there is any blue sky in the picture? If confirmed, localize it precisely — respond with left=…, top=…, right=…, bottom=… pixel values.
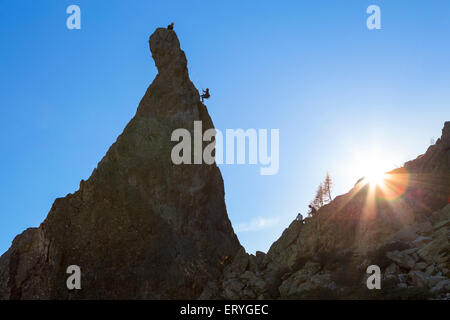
left=1, top=1, right=449, bottom=255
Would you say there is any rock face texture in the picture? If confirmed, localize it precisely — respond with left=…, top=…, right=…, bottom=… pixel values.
left=208, top=122, right=450, bottom=300
left=0, top=28, right=241, bottom=299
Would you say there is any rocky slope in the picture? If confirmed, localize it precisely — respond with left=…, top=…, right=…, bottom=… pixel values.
left=0, top=28, right=241, bottom=299
left=206, top=122, right=450, bottom=300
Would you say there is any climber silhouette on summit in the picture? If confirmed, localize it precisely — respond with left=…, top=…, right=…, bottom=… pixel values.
left=201, top=88, right=210, bottom=103
left=167, top=22, right=174, bottom=30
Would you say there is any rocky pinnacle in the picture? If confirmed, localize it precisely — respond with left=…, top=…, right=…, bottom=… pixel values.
left=0, top=28, right=241, bottom=299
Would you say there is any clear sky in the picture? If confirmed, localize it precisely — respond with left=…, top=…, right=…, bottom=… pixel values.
left=1, top=1, right=449, bottom=255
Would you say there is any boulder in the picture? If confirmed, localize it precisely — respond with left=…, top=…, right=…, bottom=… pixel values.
left=408, top=271, right=429, bottom=288
left=255, top=251, right=270, bottom=269
left=386, top=251, right=416, bottom=270
left=429, top=279, right=450, bottom=295
left=385, top=263, right=400, bottom=275
left=413, top=262, right=428, bottom=271
left=391, top=226, right=419, bottom=242
left=427, top=275, right=448, bottom=288
left=412, top=236, right=433, bottom=247
left=279, top=272, right=339, bottom=299
left=226, top=248, right=249, bottom=275
left=417, top=228, right=449, bottom=264
left=433, top=219, right=450, bottom=231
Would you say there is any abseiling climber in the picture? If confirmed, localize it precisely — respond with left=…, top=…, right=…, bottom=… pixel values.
left=201, top=88, right=210, bottom=103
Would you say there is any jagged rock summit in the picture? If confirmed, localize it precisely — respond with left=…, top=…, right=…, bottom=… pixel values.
left=0, top=28, right=241, bottom=299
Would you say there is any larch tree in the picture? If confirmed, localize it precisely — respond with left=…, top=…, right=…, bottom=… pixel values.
left=323, top=172, right=333, bottom=204
left=313, top=183, right=324, bottom=209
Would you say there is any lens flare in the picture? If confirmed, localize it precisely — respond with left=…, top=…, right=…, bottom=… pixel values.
left=375, top=168, right=410, bottom=201
left=365, top=170, right=386, bottom=186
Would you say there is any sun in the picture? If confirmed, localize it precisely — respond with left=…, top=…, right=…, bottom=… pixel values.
left=349, top=149, right=409, bottom=218
left=365, top=169, right=386, bottom=186
left=353, top=150, right=391, bottom=187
